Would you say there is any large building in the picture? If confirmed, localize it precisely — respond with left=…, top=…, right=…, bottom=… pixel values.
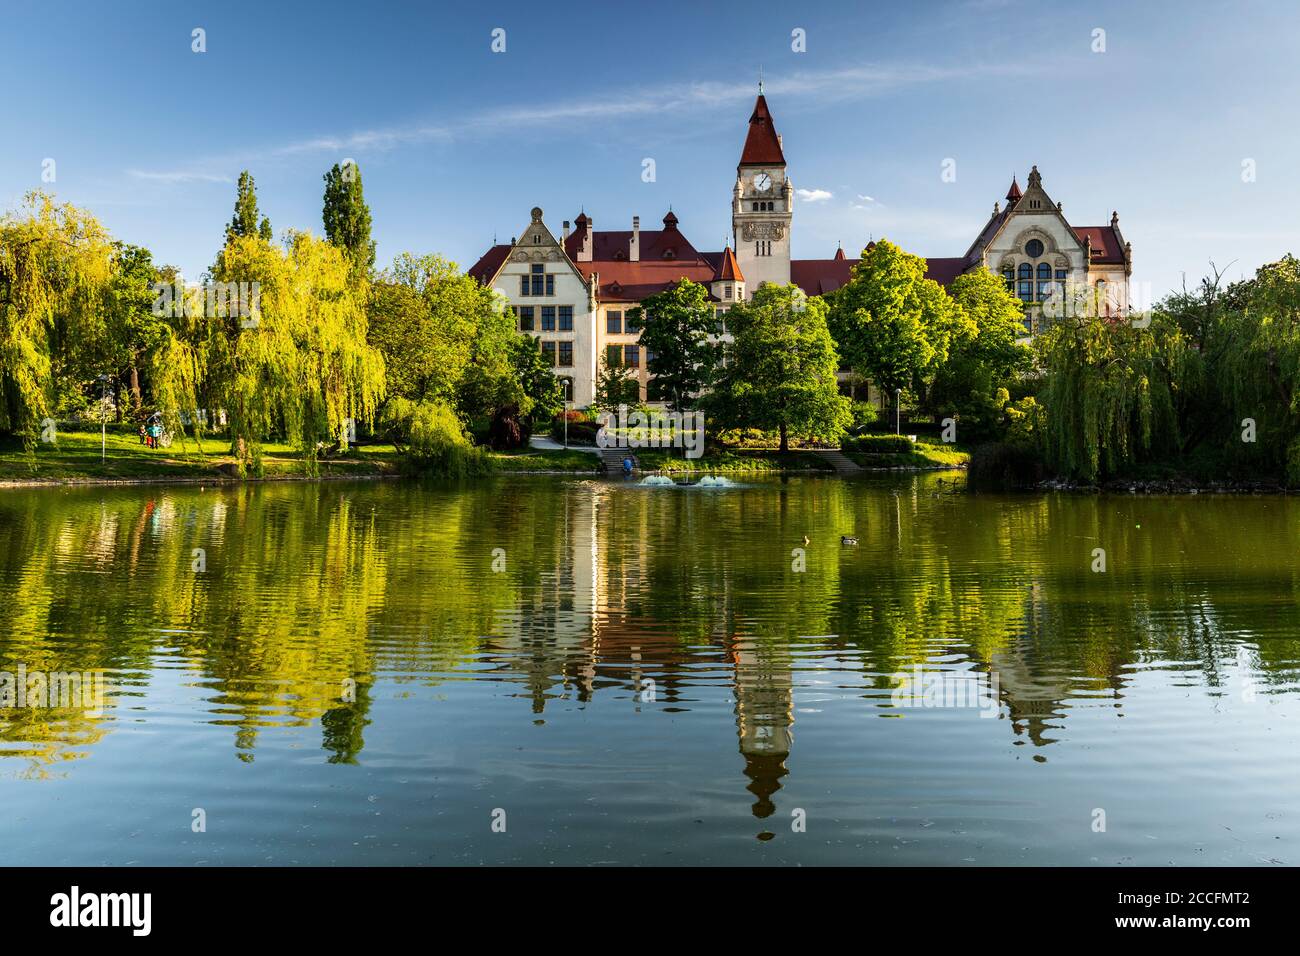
left=468, top=91, right=1132, bottom=408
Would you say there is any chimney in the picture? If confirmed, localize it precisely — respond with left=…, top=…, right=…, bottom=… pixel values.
left=563, top=220, right=571, bottom=242
left=630, top=216, right=640, bottom=262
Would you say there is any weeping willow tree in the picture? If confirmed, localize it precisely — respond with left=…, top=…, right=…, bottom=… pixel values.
left=0, top=192, right=114, bottom=445
left=155, top=232, right=386, bottom=476
left=1216, top=255, right=1300, bottom=482
left=1037, top=314, right=1183, bottom=481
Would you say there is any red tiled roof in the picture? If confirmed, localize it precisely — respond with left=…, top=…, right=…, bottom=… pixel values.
left=575, top=259, right=718, bottom=302
left=791, top=258, right=853, bottom=297
left=834, top=245, right=846, bottom=261
left=716, top=245, right=744, bottom=281
left=924, top=257, right=969, bottom=286
left=1072, top=225, right=1126, bottom=265
left=740, top=94, right=785, bottom=166
left=468, top=244, right=511, bottom=283
left=1005, top=177, right=1022, bottom=203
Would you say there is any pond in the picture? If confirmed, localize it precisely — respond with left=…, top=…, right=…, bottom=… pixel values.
left=0, top=474, right=1297, bottom=865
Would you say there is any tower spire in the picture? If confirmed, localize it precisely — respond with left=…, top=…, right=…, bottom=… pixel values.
left=758, top=66, right=763, bottom=94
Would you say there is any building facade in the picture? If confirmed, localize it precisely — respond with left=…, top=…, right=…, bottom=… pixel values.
left=468, top=92, right=1132, bottom=408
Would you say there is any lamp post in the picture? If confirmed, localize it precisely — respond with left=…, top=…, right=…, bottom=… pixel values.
left=895, top=388, right=901, bottom=435
left=562, top=379, right=572, bottom=448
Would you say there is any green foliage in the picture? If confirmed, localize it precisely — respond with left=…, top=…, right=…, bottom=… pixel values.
left=707, top=283, right=850, bottom=451
left=827, top=239, right=969, bottom=416
left=1036, top=315, right=1180, bottom=481
left=368, top=254, right=534, bottom=426
left=0, top=192, right=114, bottom=443
left=629, top=279, right=716, bottom=410
left=848, top=400, right=878, bottom=433
left=930, top=267, right=1034, bottom=439
left=510, top=333, right=563, bottom=428
left=379, top=397, right=488, bottom=476
left=843, top=434, right=913, bottom=454
left=226, top=171, right=268, bottom=244
left=594, top=352, right=640, bottom=411
left=322, top=161, right=375, bottom=277
left=198, top=232, right=386, bottom=475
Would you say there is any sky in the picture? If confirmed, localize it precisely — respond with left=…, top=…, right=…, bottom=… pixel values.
left=3, top=0, right=1298, bottom=302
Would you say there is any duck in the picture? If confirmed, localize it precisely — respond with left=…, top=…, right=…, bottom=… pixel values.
left=841, top=535, right=859, bottom=546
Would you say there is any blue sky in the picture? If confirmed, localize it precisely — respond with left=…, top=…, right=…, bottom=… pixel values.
left=3, top=0, right=1297, bottom=301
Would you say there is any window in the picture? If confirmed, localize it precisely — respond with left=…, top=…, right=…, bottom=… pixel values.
left=1002, top=265, right=1014, bottom=291
left=1036, top=262, right=1052, bottom=301
left=624, top=345, right=639, bottom=368
left=1025, top=239, right=1045, bottom=258
left=626, top=311, right=642, bottom=332
left=724, top=285, right=731, bottom=300
left=516, top=306, right=534, bottom=331
left=606, top=345, right=622, bottom=367
left=645, top=348, right=656, bottom=367
left=541, top=306, right=556, bottom=331
left=607, top=310, right=623, bottom=333
left=1017, top=262, right=1033, bottom=302
left=754, top=240, right=771, bottom=257
left=547, top=275, right=554, bottom=295
left=519, top=274, right=529, bottom=297
left=530, top=264, right=548, bottom=297
left=559, top=305, right=573, bottom=331
left=713, top=309, right=727, bottom=335
left=558, top=342, right=573, bottom=366
left=540, top=341, right=556, bottom=366
left=752, top=202, right=760, bottom=211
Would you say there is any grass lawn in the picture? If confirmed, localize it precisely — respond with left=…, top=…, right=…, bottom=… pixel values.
left=487, top=447, right=602, bottom=473
left=636, top=449, right=834, bottom=473
left=845, top=440, right=970, bottom=470
left=0, top=425, right=400, bottom=482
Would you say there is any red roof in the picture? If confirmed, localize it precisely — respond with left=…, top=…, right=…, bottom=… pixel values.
left=740, top=94, right=785, bottom=166
left=834, top=245, right=846, bottom=261
left=575, top=259, right=719, bottom=302
left=791, top=258, right=853, bottom=296
left=716, top=245, right=744, bottom=281
left=468, top=244, right=510, bottom=283
left=1072, top=225, right=1126, bottom=265
left=1005, top=177, right=1022, bottom=203
left=923, top=257, right=968, bottom=286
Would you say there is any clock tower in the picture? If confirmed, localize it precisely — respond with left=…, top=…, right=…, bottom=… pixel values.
left=733, top=91, right=792, bottom=295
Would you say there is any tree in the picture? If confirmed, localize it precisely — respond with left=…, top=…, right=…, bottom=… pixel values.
left=827, top=239, right=967, bottom=421
left=510, top=334, right=563, bottom=429
left=322, top=161, right=375, bottom=277
left=707, top=284, right=851, bottom=452
left=0, top=192, right=114, bottom=442
left=102, top=243, right=171, bottom=417
left=629, top=279, right=717, bottom=411
left=188, top=232, right=386, bottom=475
left=929, top=267, right=1033, bottom=438
left=593, top=352, right=639, bottom=411
left=226, top=171, right=270, bottom=244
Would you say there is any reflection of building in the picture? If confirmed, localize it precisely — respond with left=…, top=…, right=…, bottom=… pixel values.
left=730, top=639, right=794, bottom=823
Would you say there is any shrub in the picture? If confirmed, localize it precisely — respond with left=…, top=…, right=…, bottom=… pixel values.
left=380, top=398, right=489, bottom=477
left=550, top=417, right=602, bottom=446
left=844, top=434, right=913, bottom=455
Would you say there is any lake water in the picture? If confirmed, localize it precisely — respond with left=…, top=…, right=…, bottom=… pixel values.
left=1, top=474, right=1297, bottom=866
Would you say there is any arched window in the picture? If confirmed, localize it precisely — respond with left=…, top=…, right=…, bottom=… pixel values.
left=1036, top=262, right=1052, bottom=301
left=1017, top=262, right=1033, bottom=302
left=1002, top=265, right=1014, bottom=291
left=1096, top=279, right=1109, bottom=316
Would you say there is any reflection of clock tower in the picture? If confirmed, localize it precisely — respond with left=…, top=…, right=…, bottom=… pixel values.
left=733, top=90, right=792, bottom=296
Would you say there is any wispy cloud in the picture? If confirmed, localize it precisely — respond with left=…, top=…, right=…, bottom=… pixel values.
left=797, top=188, right=833, bottom=203
left=127, top=56, right=1050, bottom=180
left=128, top=169, right=233, bottom=184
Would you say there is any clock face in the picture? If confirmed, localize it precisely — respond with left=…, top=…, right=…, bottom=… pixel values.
left=752, top=172, right=772, bottom=193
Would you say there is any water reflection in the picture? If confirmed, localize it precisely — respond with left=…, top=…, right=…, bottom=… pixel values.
left=2, top=476, right=1300, bottom=861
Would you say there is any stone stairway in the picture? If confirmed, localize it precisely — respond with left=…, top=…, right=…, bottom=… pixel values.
left=599, top=447, right=639, bottom=476
left=814, top=449, right=863, bottom=475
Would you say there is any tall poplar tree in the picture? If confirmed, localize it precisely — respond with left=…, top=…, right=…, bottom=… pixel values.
left=322, top=161, right=375, bottom=277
